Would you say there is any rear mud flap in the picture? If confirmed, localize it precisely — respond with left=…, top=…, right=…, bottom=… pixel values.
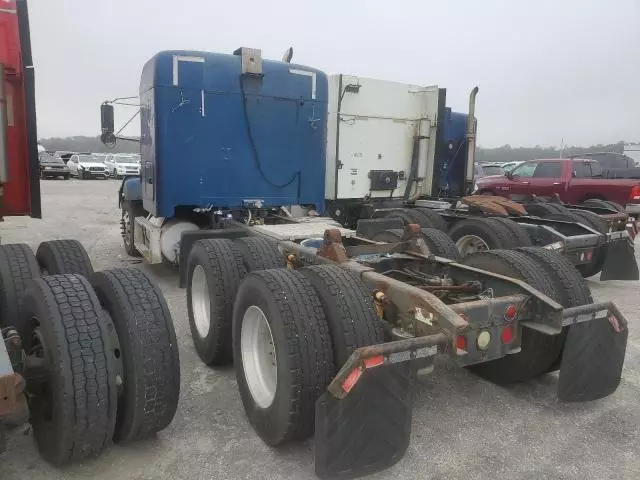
left=600, top=239, right=639, bottom=281
left=315, top=361, right=417, bottom=479
left=558, top=316, right=627, bottom=402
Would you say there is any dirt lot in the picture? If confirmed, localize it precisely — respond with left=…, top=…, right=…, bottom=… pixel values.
left=1, top=178, right=639, bottom=479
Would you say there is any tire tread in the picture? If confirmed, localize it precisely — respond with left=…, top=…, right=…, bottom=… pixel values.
left=91, top=268, right=180, bottom=442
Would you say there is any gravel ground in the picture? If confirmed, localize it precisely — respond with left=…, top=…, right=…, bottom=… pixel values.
left=1, top=178, right=639, bottom=480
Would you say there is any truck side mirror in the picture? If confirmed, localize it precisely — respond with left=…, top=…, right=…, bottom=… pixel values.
left=100, top=103, right=116, bottom=147
left=505, top=170, right=513, bottom=180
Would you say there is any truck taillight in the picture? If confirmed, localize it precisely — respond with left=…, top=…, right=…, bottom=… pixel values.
left=629, top=185, right=640, bottom=202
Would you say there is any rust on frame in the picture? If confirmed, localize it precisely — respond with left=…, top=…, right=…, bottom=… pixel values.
left=0, top=373, right=24, bottom=417
left=461, top=195, right=527, bottom=216
left=316, top=228, right=349, bottom=263
left=361, top=270, right=469, bottom=336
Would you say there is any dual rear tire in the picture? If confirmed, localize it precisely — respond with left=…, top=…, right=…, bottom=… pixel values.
left=186, top=238, right=384, bottom=445
left=461, top=247, right=592, bottom=383
left=0, top=242, right=180, bottom=465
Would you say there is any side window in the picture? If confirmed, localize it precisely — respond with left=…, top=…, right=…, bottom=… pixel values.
left=533, top=161, right=562, bottom=178
left=512, top=161, right=538, bottom=177
left=572, top=161, right=591, bottom=178
left=589, top=162, right=603, bottom=177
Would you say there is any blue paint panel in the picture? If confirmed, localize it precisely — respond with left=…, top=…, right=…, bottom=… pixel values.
left=122, top=177, right=142, bottom=202
left=139, top=50, right=328, bottom=217
left=437, top=109, right=469, bottom=197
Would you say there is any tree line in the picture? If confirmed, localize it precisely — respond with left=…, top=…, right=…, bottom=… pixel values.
left=475, top=142, right=627, bottom=163
left=39, top=135, right=629, bottom=163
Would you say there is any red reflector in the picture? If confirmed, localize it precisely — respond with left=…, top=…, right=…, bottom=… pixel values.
left=585, top=250, right=593, bottom=261
left=504, top=304, right=517, bottom=321
left=364, top=355, right=384, bottom=369
left=342, top=367, right=363, bottom=393
left=456, top=335, right=467, bottom=351
left=501, top=325, right=514, bottom=344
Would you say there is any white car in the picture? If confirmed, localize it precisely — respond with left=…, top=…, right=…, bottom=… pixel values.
left=67, top=153, right=109, bottom=179
left=105, top=154, right=141, bottom=178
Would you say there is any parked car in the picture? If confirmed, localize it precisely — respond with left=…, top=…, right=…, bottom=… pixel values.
left=104, top=153, right=141, bottom=178
left=573, top=153, right=640, bottom=179
left=53, top=150, right=83, bottom=164
left=474, top=157, right=640, bottom=213
left=67, top=153, right=109, bottom=179
left=38, top=151, right=70, bottom=179
left=480, top=162, right=505, bottom=176
left=500, top=161, right=523, bottom=172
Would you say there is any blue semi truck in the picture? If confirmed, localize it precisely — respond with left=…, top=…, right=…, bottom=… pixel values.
left=102, top=46, right=636, bottom=282
left=98, top=47, right=632, bottom=479
left=102, top=48, right=476, bottom=266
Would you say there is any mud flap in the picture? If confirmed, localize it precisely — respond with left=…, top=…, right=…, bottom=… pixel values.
left=600, top=238, right=639, bottom=281
left=314, top=361, right=417, bottom=479
left=558, top=316, right=627, bottom=402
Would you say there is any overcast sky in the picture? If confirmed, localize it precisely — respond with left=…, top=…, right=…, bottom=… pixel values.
left=29, top=0, right=639, bottom=147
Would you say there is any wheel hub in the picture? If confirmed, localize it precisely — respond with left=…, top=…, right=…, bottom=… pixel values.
left=241, top=305, right=277, bottom=409
left=455, top=235, right=490, bottom=256
left=25, top=324, right=53, bottom=422
left=191, top=265, right=211, bottom=338
left=121, top=210, right=132, bottom=247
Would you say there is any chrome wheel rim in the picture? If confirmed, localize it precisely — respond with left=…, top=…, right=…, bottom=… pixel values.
left=122, top=210, right=132, bottom=248
left=456, top=234, right=490, bottom=256
left=241, top=305, right=277, bottom=409
left=191, top=265, right=211, bottom=338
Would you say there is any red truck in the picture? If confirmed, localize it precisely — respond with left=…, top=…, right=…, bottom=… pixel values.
left=474, top=158, right=640, bottom=214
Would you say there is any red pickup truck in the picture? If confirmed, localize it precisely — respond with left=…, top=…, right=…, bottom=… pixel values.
left=474, top=158, right=640, bottom=214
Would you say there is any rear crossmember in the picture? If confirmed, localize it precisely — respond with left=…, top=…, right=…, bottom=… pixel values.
left=276, top=225, right=628, bottom=479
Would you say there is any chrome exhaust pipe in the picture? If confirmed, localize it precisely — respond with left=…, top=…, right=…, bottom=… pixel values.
left=465, top=86, right=479, bottom=194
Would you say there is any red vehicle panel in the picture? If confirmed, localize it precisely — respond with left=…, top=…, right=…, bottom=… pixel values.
left=0, top=0, right=40, bottom=218
left=475, top=158, right=640, bottom=209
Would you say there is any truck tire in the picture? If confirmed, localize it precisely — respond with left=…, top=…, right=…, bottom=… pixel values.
left=187, top=239, right=246, bottom=365
left=385, top=207, right=446, bottom=231
left=489, top=217, right=533, bottom=247
left=233, top=237, right=284, bottom=272
left=516, top=247, right=593, bottom=372
left=36, top=239, right=94, bottom=278
left=91, top=268, right=180, bottom=443
left=447, top=218, right=531, bottom=256
left=412, top=207, right=449, bottom=231
left=21, top=274, right=117, bottom=465
left=371, top=228, right=462, bottom=260
left=300, top=265, right=384, bottom=367
left=524, top=202, right=568, bottom=217
left=547, top=211, right=606, bottom=278
left=420, top=228, right=462, bottom=260
left=461, top=250, right=566, bottom=384
left=121, top=200, right=145, bottom=257
left=583, top=198, right=624, bottom=212
left=0, top=244, right=40, bottom=332
left=232, top=269, right=334, bottom=446
left=568, top=209, right=608, bottom=234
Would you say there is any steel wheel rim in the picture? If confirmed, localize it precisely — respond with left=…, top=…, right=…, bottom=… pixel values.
left=191, top=265, right=211, bottom=338
left=241, top=305, right=277, bottom=409
left=26, top=323, right=54, bottom=423
left=456, top=234, right=490, bottom=256
left=122, top=210, right=133, bottom=248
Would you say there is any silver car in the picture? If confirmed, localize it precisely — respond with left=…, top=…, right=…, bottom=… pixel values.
left=105, top=154, right=141, bottom=179
left=67, top=154, right=109, bottom=179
